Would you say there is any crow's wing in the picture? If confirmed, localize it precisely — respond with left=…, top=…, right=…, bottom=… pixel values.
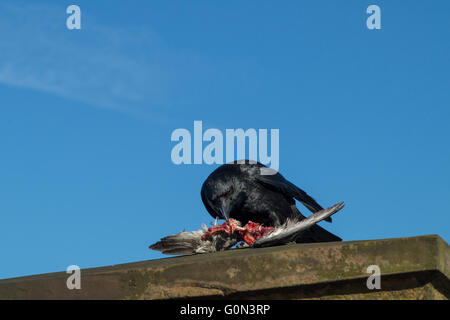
left=256, top=169, right=331, bottom=222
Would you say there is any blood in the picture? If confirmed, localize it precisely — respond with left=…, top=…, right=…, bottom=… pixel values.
left=201, top=218, right=274, bottom=245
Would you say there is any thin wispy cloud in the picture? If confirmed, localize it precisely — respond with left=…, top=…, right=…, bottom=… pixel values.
left=0, top=2, right=170, bottom=115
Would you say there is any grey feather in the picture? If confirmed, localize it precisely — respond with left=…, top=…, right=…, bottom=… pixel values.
left=253, top=201, right=344, bottom=247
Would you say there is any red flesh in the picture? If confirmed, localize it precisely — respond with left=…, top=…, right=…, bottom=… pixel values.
left=201, top=218, right=274, bottom=245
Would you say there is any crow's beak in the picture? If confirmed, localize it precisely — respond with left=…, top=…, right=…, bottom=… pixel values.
left=219, top=201, right=231, bottom=221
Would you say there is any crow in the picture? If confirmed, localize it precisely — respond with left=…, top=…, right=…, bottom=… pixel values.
left=201, top=161, right=341, bottom=243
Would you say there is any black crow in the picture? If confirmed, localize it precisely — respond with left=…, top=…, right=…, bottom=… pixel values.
left=201, top=161, right=341, bottom=243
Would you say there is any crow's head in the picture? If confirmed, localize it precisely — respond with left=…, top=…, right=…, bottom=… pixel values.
left=201, top=173, right=247, bottom=221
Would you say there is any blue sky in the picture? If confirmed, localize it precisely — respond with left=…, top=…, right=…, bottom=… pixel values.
left=1, top=1, right=449, bottom=279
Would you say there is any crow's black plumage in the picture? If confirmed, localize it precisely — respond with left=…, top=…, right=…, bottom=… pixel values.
left=201, top=161, right=341, bottom=243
